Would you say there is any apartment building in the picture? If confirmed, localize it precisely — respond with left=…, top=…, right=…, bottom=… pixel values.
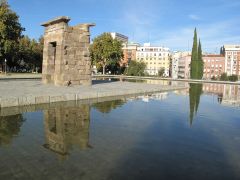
left=172, top=51, right=191, bottom=79
left=203, top=55, right=225, bottom=79
left=223, top=45, right=240, bottom=76
left=178, top=54, right=225, bottom=79
left=178, top=55, right=191, bottom=78
left=121, top=42, right=140, bottom=67
left=110, top=32, right=128, bottom=44
left=136, top=43, right=170, bottom=76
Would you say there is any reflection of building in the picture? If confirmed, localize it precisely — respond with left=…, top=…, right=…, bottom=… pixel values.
left=43, top=105, right=90, bottom=159
left=223, top=45, right=240, bottom=76
left=136, top=43, right=170, bottom=76
left=138, top=92, right=168, bottom=102
left=202, top=83, right=224, bottom=95
left=146, top=79, right=171, bottom=85
left=121, top=42, right=140, bottom=67
left=202, top=83, right=224, bottom=103
left=222, top=85, right=240, bottom=106
left=202, top=84, right=240, bottom=106
left=203, top=55, right=225, bottom=79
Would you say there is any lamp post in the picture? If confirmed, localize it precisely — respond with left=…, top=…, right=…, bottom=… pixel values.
left=5, top=59, right=7, bottom=75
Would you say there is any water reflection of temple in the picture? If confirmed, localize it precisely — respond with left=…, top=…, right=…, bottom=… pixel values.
left=43, top=104, right=90, bottom=159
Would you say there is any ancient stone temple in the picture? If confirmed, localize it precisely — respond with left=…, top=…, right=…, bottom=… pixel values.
left=41, top=16, right=95, bottom=86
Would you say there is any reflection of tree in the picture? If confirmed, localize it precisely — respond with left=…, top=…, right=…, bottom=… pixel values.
left=0, top=114, right=24, bottom=145
left=217, top=94, right=223, bottom=104
left=92, top=99, right=126, bottom=114
left=189, top=83, right=203, bottom=125
left=43, top=105, right=90, bottom=160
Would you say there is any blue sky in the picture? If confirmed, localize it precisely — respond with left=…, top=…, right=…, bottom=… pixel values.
left=8, top=0, right=240, bottom=52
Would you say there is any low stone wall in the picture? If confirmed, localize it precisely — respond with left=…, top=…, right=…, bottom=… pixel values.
left=0, top=80, right=186, bottom=109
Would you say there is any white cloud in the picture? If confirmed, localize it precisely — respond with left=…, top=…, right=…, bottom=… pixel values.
left=189, top=14, right=201, bottom=21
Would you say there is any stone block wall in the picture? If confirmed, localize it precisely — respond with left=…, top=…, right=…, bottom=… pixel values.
left=41, top=16, right=95, bottom=86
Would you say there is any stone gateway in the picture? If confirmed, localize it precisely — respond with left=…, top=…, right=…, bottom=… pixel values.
left=41, top=16, right=95, bottom=86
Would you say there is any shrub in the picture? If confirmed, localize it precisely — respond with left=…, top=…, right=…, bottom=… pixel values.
left=158, top=68, right=165, bottom=77
left=228, top=75, right=238, bottom=82
left=220, top=73, right=228, bottom=81
left=124, top=61, right=146, bottom=76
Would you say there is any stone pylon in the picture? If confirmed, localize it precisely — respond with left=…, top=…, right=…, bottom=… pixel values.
left=41, top=16, right=95, bottom=86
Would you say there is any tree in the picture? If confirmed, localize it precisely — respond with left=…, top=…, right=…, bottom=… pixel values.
left=0, top=114, right=24, bottom=145
left=220, top=73, right=228, bottom=81
left=90, top=33, right=123, bottom=74
left=124, top=61, right=146, bottom=76
left=189, top=83, right=202, bottom=126
left=220, top=46, right=225, bottom=55
left=228, top=75, right=238, bottom=82
left=158, top=68, right=165, bottom=77
left=190, top=28, right=198, bottom=79
left=17, top=35, right=43, bottom=72
left=198, top=40, right=204, bottom=78
left=190, top=28, right=203, bottom=79
left=92, top=99, right=126, bottom=114
left=0, top=0, right=24, bottom=69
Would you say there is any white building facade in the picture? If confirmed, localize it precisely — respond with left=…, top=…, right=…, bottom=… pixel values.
left=223, top=45, right=240, bottom=76
left=136, top=43, right=170, bottom=76
left=171, top=51, right=191, bottom=79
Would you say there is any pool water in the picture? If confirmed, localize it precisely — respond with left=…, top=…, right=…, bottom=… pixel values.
left=0, top=83, right=240, bottom=180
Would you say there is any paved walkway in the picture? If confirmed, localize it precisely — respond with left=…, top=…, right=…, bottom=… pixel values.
left=0, top=80, right=186, bottom=108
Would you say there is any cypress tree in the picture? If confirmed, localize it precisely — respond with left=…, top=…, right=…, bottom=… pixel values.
left=190, top=28, right=198, bottom=79
left=189, top=29, right=204, bottom=125
left=198, top=39, right=203, bottom=79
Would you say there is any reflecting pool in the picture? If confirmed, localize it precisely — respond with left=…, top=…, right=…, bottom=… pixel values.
left=0, top=83, right=240, bottom=180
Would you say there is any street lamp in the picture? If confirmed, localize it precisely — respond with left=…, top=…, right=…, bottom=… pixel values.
left=4, top=59, right=7, bottom=75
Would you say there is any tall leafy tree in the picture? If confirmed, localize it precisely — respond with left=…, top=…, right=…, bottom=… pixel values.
left=17, top=35, right=43, bottom=72
left=190, top=28, right=198, bottom=79
left=198, top=39, right=204, bottom=78
left=0, top=0, right=24, bottom=68
left=189, top=29, right=204, bottom=125
left=90, top=33, right=123, bottom=74
left=190, top=28, right=203, bottom=79
left=124, top=61, right=146, bottom=76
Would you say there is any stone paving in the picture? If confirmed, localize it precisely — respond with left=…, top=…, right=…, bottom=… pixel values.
left=0, top=80, right=186, bottom=108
